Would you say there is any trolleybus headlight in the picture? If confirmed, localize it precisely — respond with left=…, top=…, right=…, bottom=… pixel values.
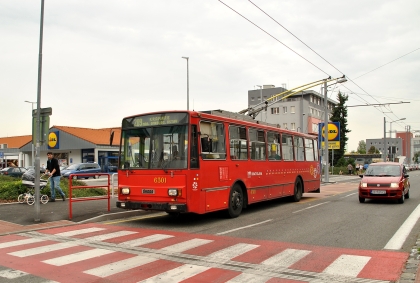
left=121, top=188, right=130, bottom=195
left=168, top=189, right=178, bottom=196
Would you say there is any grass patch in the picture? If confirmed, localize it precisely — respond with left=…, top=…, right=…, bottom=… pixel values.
left=0, top=175, right=107, bottom=202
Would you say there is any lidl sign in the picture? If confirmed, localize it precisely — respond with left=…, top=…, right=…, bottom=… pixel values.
left=48, top=131, right=59, bottom=149
left=318, top=122, right=340, bottom=149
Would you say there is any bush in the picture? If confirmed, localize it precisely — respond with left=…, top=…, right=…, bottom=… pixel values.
left=0, top=175, right=107, bottom=202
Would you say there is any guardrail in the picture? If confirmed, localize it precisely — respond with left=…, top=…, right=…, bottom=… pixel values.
left=68, top=173, right=110, bottom=220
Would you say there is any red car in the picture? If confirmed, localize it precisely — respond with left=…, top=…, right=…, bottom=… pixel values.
left=358, top=162, right=410, bottom=204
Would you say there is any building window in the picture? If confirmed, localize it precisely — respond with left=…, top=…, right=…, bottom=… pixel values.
left=251, top=97, right=254, bottom=101
left=271, top=107, right=279, bottom=114
left=291, top=123, right=296, bottom=130
left=283, top=123, right=288, bottom=129
left=283, top=107, right=287, bottom=114
left=290, top=106, right=295, bottom=113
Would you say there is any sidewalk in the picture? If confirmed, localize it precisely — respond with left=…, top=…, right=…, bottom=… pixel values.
left=0, top=197, right=147, bottom=236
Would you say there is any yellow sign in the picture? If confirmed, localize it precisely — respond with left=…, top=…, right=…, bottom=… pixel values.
left=48, top=132, right=58, bottom=148
left=321, top=141, right=340, bottom=149
left=321, top=123, right=339, bottom=141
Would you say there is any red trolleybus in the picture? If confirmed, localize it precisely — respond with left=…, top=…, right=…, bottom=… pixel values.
left=116, top=109, right=320, bottom=218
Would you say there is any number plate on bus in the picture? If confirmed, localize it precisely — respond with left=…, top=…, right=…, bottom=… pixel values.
left=142, top=189, right=155, bottom=194
left=371, top=190, right=386, bottom=195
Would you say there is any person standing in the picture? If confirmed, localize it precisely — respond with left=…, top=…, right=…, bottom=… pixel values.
left=347, top=163, right=353, bottom=175
left=46, top=152, right=65, bottom=202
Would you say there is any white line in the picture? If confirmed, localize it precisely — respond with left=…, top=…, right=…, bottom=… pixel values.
left=138, top=264, right=210, bottom=283
left=293, top=201, right=330, bottom=213
left=261, top=248, right=311, bottom=267
left=0, top=269, right=28, bottom=279
left=207, top=243, right=259, bottom=261
left=340, top=192, right=357, bottom=198
left=384, top=204, right=420, bottom=250
left=84, top=255, right=158, bottom=277
left=160, top=238, right=213, bottom=253
left=0, top=238, right=45, bottom=249
left=119, top=234, right=174, bottom=247
left=226, top=273, right=271, bottom=283
left=42, top=249, right=115, bottom=266
left=8, top=242, right=79, bottom=257
left=84, top=231, right=138, bottom=241
left=323, top=254, right=371, bottom=277
left=216, top=220, right=272, bottom=235
left=55, top=227, right=106, bottom=237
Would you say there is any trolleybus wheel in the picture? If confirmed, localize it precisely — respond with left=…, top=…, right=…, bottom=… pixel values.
left=227, top=184, right=243, bottom=218
left=18, top=194, right=26, bottom=203
left=40, top=195, right=49, bottom=204
left=27, top=196, right=35, bottom=205
left=291, top=178, right=303, bottom=202
left=166, top=211, right=180, bottom=217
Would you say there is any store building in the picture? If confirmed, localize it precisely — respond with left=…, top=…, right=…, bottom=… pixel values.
left=0, top=126, right=121, bottom=171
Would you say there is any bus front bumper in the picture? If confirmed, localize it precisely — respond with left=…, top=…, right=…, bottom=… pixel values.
left=116, top=201, right=187, bottom=212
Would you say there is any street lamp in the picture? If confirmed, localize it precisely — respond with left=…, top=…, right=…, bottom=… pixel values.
left=323, top=76, right=347, bottom=183
left=24, top=100, right=37, bottom=166
left=181, top=57, right=189, bottom=110
left=389, top=118, right=406, bottom=138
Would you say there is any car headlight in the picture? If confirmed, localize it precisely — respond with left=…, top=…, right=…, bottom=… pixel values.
left=168, top=189, right=180, bottom=196
left=121, top=188, right=130, bottom=195
left=360, top=182, right=368, bottom=188
left=390, top=183, right=399, bottom=188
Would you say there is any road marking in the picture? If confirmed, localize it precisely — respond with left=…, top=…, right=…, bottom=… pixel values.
left=119, top=234, right=174, bottom=247
left=0, top=238, right=45, bottom=249
left=340, top=192, right=357, bottom=199
left=138, top=264, right=210, bottom=283
left=55, top=227, right=106, bottom=237
left=262, top=248, right=311, bottom=267
left=8, top=242, right=79, bottom=257
left=160, top=238, right=213, bottom=253
left=323, top=254, right=371, bottom=277
left=226, top=273, right=271, bottom=283
left=42, top=248, right=115, bottom=266
left=384, top=204, right=420, bottom=250
left=292, top=201, right=330, bottom=213
left=216, top=220, right=272, bottom=235
left=84, top=255, right=158, bottom=277
left=0, top=269, right=28, bottom=279
left=83, top=230, right=138, bottom=241
left=103, top=212, right=167, bottom=224
left=207, top=243, right=259, bottom=260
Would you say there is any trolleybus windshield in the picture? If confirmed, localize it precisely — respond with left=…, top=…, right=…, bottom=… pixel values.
left=120, top=113, right=189, bottom=170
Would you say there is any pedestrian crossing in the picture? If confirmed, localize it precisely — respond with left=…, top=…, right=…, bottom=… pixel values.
left=0, top=223, right=408, bottom=283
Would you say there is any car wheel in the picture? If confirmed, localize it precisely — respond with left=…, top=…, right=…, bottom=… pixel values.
left=398, top=192, right=405, bottom=204
left=405, top=189, right=410, bottom=199
left=359, top=196, right=365, bottom=203
left=94, top=175, right=99, bottom=179
left=72, top=175, right=77, bottom=180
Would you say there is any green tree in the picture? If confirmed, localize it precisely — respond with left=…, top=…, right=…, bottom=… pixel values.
left=330, top=91, right=350, bottom=166
left=367, top=145, right=379, bottom=154
left=357, top=140, right=366, bottom=154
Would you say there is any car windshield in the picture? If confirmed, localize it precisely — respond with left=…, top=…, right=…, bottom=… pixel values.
left=65, top=164, right=79, bottom=170
left=364, top=165, right=401, bottom=176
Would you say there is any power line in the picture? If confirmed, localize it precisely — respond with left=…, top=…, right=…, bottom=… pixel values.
left=217, top=0, right=330, bottom=76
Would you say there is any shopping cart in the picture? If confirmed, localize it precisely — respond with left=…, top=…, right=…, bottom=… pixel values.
left=20, top=171, right=50, bottom=205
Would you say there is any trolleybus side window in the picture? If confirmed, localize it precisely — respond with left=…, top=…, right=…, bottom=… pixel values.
left=199, top=121, right=226, bottom=160
left=267, top=131, right=281, bottom=160
left=282, top=134, right=294, bottom=161
left=295, top=136, right=305, bottom=161
left=304, top=138, right=315, bottom=161
left=249, top=128, right=266, bottom=161
left=229, top=125, right=248, bottom=160
left=314, top=139, right=319, bottom=161
left=190, top=125, right=199, bottom=168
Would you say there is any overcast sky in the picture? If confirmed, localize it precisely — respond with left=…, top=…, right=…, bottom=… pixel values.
left=1, top=0, right=419, bottom=151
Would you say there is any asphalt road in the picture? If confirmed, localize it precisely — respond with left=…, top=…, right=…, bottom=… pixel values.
left=106, top=172, right=420, bottom=253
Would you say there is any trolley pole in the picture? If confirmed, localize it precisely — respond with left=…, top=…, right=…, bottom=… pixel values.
left=34, top=0, right=45, bottom=222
